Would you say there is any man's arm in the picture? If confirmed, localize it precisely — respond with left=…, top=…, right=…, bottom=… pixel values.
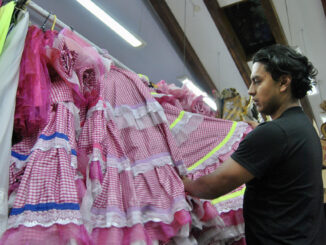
left=183, top=157, right=254, bottom=199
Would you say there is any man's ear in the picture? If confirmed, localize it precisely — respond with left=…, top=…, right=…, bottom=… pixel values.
left=279, top=75, right=291, bottom=92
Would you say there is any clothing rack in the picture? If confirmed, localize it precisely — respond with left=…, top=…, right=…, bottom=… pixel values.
left=26, top=1, right=135, bottom=73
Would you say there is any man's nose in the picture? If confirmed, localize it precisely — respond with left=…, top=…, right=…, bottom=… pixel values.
left=248, top=83, right=255, bottom=96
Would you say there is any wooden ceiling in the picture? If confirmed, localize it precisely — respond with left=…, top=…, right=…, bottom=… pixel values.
left=148, top=0, right=286, bottom=89
left=148, top=0, right=315, bottom=122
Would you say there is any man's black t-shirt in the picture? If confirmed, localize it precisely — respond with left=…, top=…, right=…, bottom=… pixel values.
left=231, top=107, right=326, bottom=245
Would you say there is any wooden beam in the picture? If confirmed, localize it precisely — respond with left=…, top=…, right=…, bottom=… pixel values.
left=203, top=0, right=252, bottom=88
left=260, top=0, right=288, bottom=45
left=321, top=0, right=326, bottom=16
left=148, top=0, right=217, bottom=92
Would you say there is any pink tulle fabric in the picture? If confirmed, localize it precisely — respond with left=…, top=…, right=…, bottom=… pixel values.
left=0, top=224, right=91, bottom=245
left=45, top=28, right=106, bottom=109
left=14, top=26, right=57, bottom=136
left=220, top=209, right=244, bottom=227
left=91, top=210, right=191, bottom=245
left=156, top=80, right=217, bottom=117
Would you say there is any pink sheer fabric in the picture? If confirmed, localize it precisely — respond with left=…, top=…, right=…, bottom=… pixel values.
left=156, top=80, right=217, bottom=117
left=45, top=28, right=106, bottom=109
left=14, top=26, right=56, bottom=136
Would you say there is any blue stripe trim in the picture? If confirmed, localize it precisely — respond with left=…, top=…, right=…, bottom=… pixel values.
left=10, top=202, right=80, bottom=215
left=71, top=149, right=77, bottom=156
left=39, top=132, right=69, bottom=141
left=11, top=151, right=29, bottom=161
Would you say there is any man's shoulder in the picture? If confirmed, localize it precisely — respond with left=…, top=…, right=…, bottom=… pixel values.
left=251, top=121, right=286, bottom=138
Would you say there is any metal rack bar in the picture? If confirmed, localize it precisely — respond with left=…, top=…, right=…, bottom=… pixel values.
left=27, top=1, right=135, bottom=73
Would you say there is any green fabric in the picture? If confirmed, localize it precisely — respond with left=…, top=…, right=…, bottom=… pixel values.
left=0, top=1, right=15, bottom=55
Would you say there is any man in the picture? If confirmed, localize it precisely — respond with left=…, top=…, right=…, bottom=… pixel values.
left=183, top=44, right=326, bottom=244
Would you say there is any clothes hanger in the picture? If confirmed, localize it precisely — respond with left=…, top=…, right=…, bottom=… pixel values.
left=40, top=12, right=51, bottom=32
left=51, top=14, right=56, bottom=31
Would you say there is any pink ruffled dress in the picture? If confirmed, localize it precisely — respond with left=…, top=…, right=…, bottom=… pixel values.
left=2, top=29, right=91, bottom=244
left=4, top=28, right=196, bottom=245
left=152, top=88, right=252, bottom=244
left=78, top=66, right=194, bottom=244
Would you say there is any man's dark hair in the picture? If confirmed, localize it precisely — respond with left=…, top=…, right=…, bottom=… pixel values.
left=252, top=44, right=317, bottom=99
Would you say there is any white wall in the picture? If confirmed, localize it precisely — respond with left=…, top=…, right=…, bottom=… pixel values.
left=273, top=0, right=326, bottom=130
left=166, top=0, right=249, bottom=97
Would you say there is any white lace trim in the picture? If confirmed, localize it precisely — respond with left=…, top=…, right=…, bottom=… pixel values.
left=86, top=100, right=168, bottom=130
left=212, top=195, right=244, bottom=214
left=90, top=196, right=191, bottom=228
left=62, top=102, right=81, bottom=139
left=8, top=209, right=83, bottom=229
left=89, top=150, right=174, bottom=176
left=11, top=138, right=77, bottom=170
left=187, top=122, right=249, bottom=174
left=170, top=112, right=204, bottom=145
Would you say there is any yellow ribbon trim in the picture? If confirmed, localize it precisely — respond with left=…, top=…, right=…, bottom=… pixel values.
left=187, top=121, right=238, bottom=171
left=170, top=110, right=185, bottom=129
left=150, top=92, right=158, bottom=95
left=211, top=186, right=246, bottom=205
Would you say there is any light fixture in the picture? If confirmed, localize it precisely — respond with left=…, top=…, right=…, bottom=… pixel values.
left=203, top=97, right=217, bottom=111
left=179, top=76, right=217, bottom=111
left=75, top=0, right=143, bottom=47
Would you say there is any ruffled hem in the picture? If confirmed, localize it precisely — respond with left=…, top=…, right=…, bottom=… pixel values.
left=207, top=223, right=245, bottom=244
left=91, top=209, right=191, bottom=245
left=194, top=223, right=245, bottom=245
left=212, top=194, right=244, bottom=214
left=90, top=195, right=191, bottom=228
left=88, top=148, right=174, bottom=177
left=186, top=195, right=224, bottom=230
left=0, top=223, right=91, bottom=245
left=8, top=209, right=82, bottom=229
left=86, top=99, right=167, bottom=130
left=186, top=122, right=250, bottom=175
left=170, top=111, right=204, bottom=146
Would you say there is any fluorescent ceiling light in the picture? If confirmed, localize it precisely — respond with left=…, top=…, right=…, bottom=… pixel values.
left=179, top=76, right=217, bottom=110
left=203, top=97, right=217, bottom=111
left=179, top=77, right=207, bottom=97
left=75, top=0, right=143, bottom=47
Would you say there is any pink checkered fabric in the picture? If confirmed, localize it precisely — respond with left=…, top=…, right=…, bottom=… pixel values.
left=50, top=76, right=75, bottom=103
left=7, top=79, right=83, bottom=230
left=13, top=148, right=79, bottom=207
left=101, top=66, right=153, bottom=107
left=77, top=67, right=191, bottom=231
left=158, top=101, right=252, bottom=244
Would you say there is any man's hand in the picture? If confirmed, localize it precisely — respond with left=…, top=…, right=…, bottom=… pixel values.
left=181, top=158, right=254, bottom=199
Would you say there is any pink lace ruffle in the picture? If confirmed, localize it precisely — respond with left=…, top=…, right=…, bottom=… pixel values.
left=0, top=223, right=91, bottom=245
left=155, top=80, right=217, bottom=117
left=91, top=209, right=191, bottom=245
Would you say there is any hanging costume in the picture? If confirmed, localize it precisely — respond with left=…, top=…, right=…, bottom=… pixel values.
left=0, top=9, right=28, bottom=237
left=2, top=21, right=251, bottom=244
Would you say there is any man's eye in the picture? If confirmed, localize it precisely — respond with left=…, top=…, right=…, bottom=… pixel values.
left=253, top=80, right=260, bottom=84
